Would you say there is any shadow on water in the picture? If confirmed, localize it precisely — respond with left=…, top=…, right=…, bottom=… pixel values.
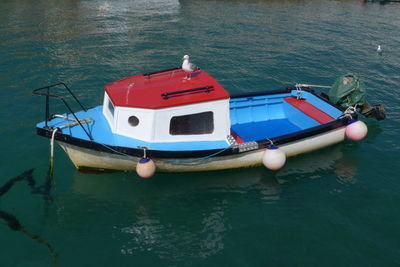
left=0, top=167, right=58, bottom=267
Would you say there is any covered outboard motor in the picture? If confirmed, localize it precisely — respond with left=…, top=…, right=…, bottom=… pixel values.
left=328, top=74, right=386, bottom=120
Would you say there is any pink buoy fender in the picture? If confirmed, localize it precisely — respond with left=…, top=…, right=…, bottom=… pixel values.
left=136, top=157, right=156, bottom=178
left=345, top=120, right=368, bottom=141
left=262, top=145, right=286, bottom=171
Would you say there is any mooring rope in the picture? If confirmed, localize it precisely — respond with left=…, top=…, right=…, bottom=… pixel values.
left=52, top=114, right=77, bottom=121
left=338, top=105, right=358, bottom=120
left=49, top=128, right=58, bottom=175
left=52, top=114, right=93, bottom=129
left=49, top=115, right=93, bottom=174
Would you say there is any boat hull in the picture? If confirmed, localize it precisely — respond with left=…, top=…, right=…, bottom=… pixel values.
left=58, top=127, right=346, bottom=173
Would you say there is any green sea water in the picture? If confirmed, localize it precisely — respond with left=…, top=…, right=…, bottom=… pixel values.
left=1, top=0, right=400, bottom=266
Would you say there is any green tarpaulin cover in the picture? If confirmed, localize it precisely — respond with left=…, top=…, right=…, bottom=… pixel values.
left=328, top=74, right=366, bottom=109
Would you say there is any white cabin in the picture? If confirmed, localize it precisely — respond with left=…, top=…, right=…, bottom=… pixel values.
left=102, top=69, right=231, bottom=143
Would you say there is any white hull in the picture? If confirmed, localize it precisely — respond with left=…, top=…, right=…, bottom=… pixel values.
left=58, top=127, right=346, bottom=173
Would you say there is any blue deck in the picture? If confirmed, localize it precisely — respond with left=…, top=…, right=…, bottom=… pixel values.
left=231, top=119, right=301, bottom=142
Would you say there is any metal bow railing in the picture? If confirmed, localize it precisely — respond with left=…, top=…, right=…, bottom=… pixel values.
left=32, top=82, right=93, bottom=140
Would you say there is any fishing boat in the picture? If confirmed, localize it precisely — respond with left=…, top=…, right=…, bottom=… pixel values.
left=33, top=63, right=378, bottom=177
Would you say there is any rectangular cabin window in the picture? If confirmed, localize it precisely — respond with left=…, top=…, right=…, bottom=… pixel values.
left=108, top=99, right=115, bottom=117
left=170, top=111, right=214, bottom=135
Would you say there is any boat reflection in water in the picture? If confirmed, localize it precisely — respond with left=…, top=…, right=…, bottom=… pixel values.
left=60, top=144, right=358, bottom=260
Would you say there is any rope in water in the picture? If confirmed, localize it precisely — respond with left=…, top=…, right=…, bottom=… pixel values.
left=49, top=128, right=58, bottom=175
left=49, top=115, right=93, bottom=173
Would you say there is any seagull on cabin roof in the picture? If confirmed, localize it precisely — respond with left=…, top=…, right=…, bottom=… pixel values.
left=182, top=55, right=198, bottom=80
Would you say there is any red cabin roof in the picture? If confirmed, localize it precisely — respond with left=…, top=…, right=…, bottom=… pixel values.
left=104, top=68, right=230, bottom=109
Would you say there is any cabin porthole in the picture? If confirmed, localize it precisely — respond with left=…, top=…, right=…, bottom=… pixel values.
left=128, top=116, right=139, bottom=127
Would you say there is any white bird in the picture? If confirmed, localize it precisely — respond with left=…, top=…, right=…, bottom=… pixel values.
left=182, top=55, right=198, bottom=80
left=377, top=45, right=382, bottom=54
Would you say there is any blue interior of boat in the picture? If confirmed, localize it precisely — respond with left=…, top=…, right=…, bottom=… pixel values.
left=231, top=119, right=301, bottom=142
left=229, top=91, right=342, bottom=142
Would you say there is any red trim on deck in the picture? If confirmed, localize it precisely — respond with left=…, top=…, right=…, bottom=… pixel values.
left=105, top=70, right=230, bottom=109
left=231, top=130, right=245, bottom=144
left=284, top=97, right=335, bottom=124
